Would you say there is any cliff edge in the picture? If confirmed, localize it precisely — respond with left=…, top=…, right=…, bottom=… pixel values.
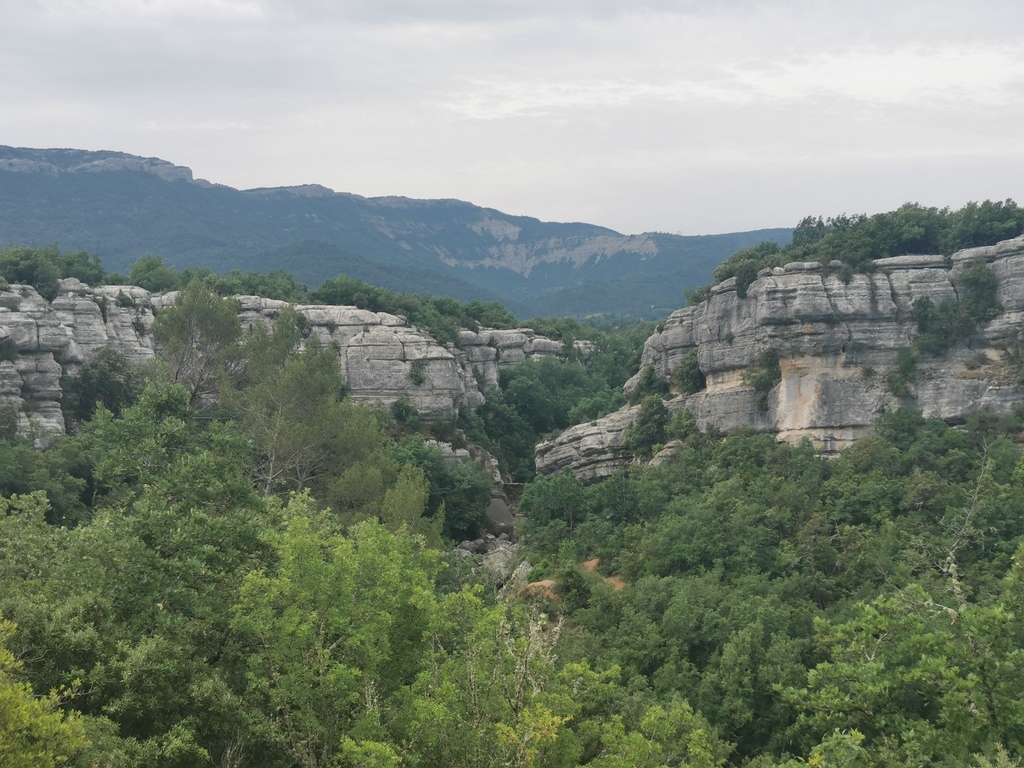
left=537, top=235, right=1024, bottom=481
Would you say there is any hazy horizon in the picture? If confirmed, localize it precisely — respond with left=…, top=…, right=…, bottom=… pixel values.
left=3, top=0, right=1022, bottom=236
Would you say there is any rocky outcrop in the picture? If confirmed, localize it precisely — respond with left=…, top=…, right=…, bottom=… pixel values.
left=455, top=534, right=525, bottom=586
left=537, top=235, right=1024, bottom=480
left=0, top=281, right=577, bottom=436
left=0, top=279, right=157, bottom=434
left=234, top=297, right=478, bottom=420
left=534, top=406, right=639, bottom=483
left=457, top=327, right=592, bottom=391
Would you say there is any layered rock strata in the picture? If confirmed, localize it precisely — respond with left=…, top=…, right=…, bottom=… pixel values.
left=457, top=327, right=591, bottom=391
left=537, top=235, right=1024, bottom=481
left=0, top=280, right=578, bottom=436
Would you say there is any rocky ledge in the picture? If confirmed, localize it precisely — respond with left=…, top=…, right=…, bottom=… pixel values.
left=0, top=280, right=582, bottom=436
left=537, top=235, right=1024, bottom=481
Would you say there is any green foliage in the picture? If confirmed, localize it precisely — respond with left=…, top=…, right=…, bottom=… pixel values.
left=476, top=346, right=638, bottom=481
left=628, top=365, right=668, bottom=405
left=0, top=245, right=105, bottom=301
left=704, top=201, right=1024, bottom=300
left=8, top=222, right=1024, bottom=768
left=887, top=266, right=1001, bottom=396
left=310, top=274, right=518, bottom=347
left=625, top=396, right=669, bottom=458
left=125, top=255, right=312, bottom=303
left=540, top=408, right=1024, bottom=760
left=0, top=611, right=89, bottom=767
left=232, top=500, right=443, bottom=768
left=958, top=261, right=1002, bottom=325
left=886, top=347, right=920, bottom=397
left=742, top=351, right=781, bottom=412
left=407, top=359, right=427, bottom=385
left=683, top=285, right=711, bottom=307
left=392, top=437, right=491, bottom=540
left=911, top=295, right=975, bottom=356
left=672, top=350, right=706, bottom=396
left=713, top=241, right=784, bottom=298
left=127, top=255, right=181, bottom=293
left=390, top=397, right=422, bottom=431
left=152, top=278, right=242, bottom=406
left=61, top=347, right=142, bottom=424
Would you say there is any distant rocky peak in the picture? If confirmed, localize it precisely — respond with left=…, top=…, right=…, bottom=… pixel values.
left=0, top=146, right=194, bottom=183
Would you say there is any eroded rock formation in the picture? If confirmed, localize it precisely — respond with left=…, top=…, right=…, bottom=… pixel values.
left=0, top=280, right=579, bottom=437
left=537, top=235, right=1024, bottom=481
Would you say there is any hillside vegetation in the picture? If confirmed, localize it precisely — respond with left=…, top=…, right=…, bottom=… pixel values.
left=697, top=199, right=1024, bottom=300
left=0, top=147, right=792, bottom=319
left=3, top=201, right=1024, bottom=767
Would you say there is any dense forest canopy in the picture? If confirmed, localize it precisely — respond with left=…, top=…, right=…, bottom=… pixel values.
left=4, top=200, right=1024, bottom=766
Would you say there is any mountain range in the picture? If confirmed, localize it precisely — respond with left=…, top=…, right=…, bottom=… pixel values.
left=0, top=146, right=791, bottom=319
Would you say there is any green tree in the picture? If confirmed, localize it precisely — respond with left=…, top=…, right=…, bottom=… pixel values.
left=625, top=396, right=669, bottom=458
left=0, top=614, right=89, bottom=768
left=227, top=309, right=354, bottom=495
left=127, top=255, right=182, bottom=293
left=232, top=499, right=443, bottom=768
left=0, top=245, right=105, bottom=301
left=61, top=347, right=141, bottom=424
left=152, top=278, right=241, bottom=406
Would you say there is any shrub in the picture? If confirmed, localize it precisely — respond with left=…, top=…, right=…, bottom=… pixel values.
left=408, top=360, right=427, bottom=386
left=628, top=365, right=668, bottom=405
left=957, top=262, right=1001, bottom=325
left=672, top=349, right=707, bottom=396
left=625, top=395, right=669, bottom=458
left=742, top=351, right=781, bottom=412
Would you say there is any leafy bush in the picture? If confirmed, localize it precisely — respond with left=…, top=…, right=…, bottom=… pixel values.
left=61, top=347, right=141, bottom=423
left=407, top=360, right=427, bottom=386
left=0, top=245, right=105, bottom=301
left=705, top=200, right=1024, bottom=298
left=628, top=365, right=669, bottom=405
left=624, top=395, right=669, bottom=458
left=957, top=261, right=1001, bottom=324
left=672, top=349, right=706, bottom=396
left=742, top=351, right=781, bottom=412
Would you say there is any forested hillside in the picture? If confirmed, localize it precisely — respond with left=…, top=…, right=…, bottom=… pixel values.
left=0, top=146, right=792, bottom=319
left=4, top=201, right=1024, bottom=767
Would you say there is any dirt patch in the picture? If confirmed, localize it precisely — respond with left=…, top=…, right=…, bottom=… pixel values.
left=524, top=579, right=558, bottom=601
left=604, top=576, right=626, bottom=591
left=581, top=558, right=626, bottom=590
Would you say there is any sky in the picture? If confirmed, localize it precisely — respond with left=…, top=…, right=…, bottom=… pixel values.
left=2, top=0, right=1023, bottom=236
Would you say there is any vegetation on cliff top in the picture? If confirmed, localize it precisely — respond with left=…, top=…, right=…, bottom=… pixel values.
left=702, top=199, right=1024, bottom=298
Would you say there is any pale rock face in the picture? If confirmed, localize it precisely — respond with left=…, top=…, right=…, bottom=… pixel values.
left=2, top=283, right=576, bottom=436
left=228, top=298, right=472, bottom=421
left=457, top=327, right=587, bottom=392
left=538, top=235, right=1024, bottom=480
left=0, top=282, right=159, bottom=436
left=535, top=406, right=639, bottom=482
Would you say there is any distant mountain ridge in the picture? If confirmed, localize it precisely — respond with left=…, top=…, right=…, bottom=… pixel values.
left=0, top=145, right=792, bottom=318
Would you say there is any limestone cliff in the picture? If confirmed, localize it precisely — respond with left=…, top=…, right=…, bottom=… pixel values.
left=537, top=235, right=1024, bottom=481
left=0, top=280, right=578, bottom=436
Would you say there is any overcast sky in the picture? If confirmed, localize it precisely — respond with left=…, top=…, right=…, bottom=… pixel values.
left=2, top=0, right=1022, bottom=235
